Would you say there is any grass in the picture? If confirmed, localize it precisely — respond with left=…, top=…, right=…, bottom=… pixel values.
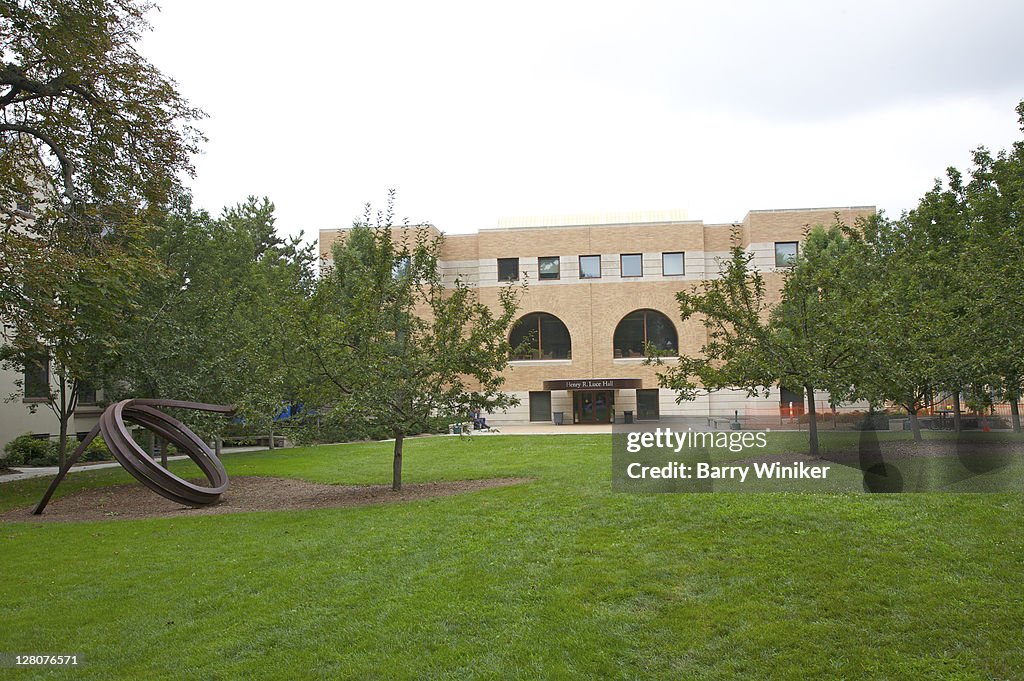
left=1, top=433, right=1022, bottom=679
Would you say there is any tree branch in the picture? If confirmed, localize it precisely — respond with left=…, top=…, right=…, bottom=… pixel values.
left=0, top=65, right=100, bottom=107
left=0, top=123, right=76, bottom=202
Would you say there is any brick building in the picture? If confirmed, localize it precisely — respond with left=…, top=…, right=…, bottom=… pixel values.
left=320, top=206, right=876, bottom=426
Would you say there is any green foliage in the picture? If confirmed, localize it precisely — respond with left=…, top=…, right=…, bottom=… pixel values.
left=1, top=0, right=203, bottom=464
left=0, top=0, right=204, bottom=217
left=304, top=192, right=522, bottom=487
left=79, top=434, right=112, bottom=462
left=657, top=234, right=773, bottom=402
left=657, top=219, right=870, bottom=455
left=0, top=206, right=157, bottom=463
left=112, top=192, right=316, bottom=438
left=848, top=181, right=968, bottom=422
left=2, top=432, right=110, bottom=466
left=661, top=100, right=1024, bottom=444
left=2, top=433, right=56, bottom=466
left=771, top=220, right=874, bottom=399
left=959, top=103, right=1024, bottom=430
left=846, top=101, right=1024, bottom=435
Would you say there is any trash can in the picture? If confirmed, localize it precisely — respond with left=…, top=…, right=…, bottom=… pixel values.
left=624, top=411, right=634, bottom=424
left=553, top=412, right=564, bottom=426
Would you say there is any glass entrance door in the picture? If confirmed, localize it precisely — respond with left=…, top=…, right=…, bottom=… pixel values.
left=573, top=390, right=614, bottom=424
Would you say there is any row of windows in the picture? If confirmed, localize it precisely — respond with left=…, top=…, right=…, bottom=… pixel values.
left=498, top=252, right=685, bottom=282
left=527, top=389, right=661, bottom=422
left=498, top=243, right=800, bottom=282
left=510, top=310, right=678, bottom=361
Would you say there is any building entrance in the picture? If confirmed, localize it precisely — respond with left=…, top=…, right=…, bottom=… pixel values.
left=573, top=390, right=614, bottom=424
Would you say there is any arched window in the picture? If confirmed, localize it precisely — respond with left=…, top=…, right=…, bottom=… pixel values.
left=613, top=309, right=678, bottom=358
left=510, top=313, right=572, bottom=360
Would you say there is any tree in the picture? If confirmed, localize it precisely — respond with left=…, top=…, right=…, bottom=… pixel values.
left=961, top=102, right=1024, bottom=432
left=113, top=193, right=315, bottom=441
left=899, top=173, right=973, bottom=431
left=769, top=221, right=875, bottom=452
left=846, top=100, right=1024, bottom=439
left=657, top=220, right=869, bottom=458
left=0, top=212, right=154, bottom=463
left=0, top=0, right=205, bottom=461
left=305, top=196, right=522, bottom=490
left=837, top=177, right=973, bottom=439
left=1, top=0, right=204, bottom=220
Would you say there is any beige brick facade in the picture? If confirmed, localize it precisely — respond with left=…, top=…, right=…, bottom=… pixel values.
left=319, top=206, right=876, bottom=426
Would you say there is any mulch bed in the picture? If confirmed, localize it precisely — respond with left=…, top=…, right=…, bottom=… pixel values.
left=1, top=475, right=532, bottom=523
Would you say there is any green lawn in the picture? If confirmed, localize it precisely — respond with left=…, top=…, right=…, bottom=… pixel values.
left=1, top=434, right=1022, bottom=679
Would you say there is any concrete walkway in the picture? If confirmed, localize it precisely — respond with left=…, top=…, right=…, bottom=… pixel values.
left=457, top=424, right=614, bottom=436
left=0, top=446, right=271, bottom=484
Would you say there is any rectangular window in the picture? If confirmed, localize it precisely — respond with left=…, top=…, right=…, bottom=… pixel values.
left=23, top=357, right=49, bottom=400
left=620, top=253, right=643, bottom=277
left=775, top=242, right=798, bottom=267
left=637, top=389, right=660, bottom=421
left=529, top=391, right=552, bottom=422
left=662, top=252, right=685, bottom=276
left=579, top=255, right=601, bottom=279
left=538, top=256, right=560, bottom=280
left=498, top=258, right=520, bottom=281
left=78, top=382, right=98, bottom=406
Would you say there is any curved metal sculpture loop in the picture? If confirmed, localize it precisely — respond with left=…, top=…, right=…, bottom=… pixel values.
left=33, top=399, right=236, bottom=515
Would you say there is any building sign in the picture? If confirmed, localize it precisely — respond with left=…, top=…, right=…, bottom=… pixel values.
left=542, top=378, right=642, bottom=391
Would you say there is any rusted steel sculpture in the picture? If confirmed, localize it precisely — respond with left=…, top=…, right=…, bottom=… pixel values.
left=33, top=399, right=236, bottom=515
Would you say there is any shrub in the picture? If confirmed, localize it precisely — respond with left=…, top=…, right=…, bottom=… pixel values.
left=3, top=433, right=57, bottom=467
left=2, top=436, right=25, bottom=466
left=79, top=435, right=114, bottom=462
left=25, top=450, right=59, bottom=467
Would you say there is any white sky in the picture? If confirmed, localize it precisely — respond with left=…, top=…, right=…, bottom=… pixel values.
left=140, top=0, right=1024, bottom=242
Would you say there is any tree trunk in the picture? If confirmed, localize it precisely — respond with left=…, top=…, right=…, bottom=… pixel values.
left=269, top=425, right=275, bottom=450
left=1011, top=398, right=1021, bottom=433
left=908, top=409, right=922, bottom=443
left=58, top=416, right=68, bottom=469
left=158, top=436, right=167, bottom=467
left=952, top=391, right=962, bottom=432
left=393, top=433, right=404, bottom=491
left=57, top=376, right=69, bottom=468
left=805, top=384, right=820, bottom=458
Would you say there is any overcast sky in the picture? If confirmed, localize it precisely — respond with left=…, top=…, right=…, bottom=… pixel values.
left=140, top=0, right=1024, bottom=241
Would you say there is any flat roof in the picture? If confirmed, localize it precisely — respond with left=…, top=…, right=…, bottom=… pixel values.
left=496, top=209, right=689, bottom=229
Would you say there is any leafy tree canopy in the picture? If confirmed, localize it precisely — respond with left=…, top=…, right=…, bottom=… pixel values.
left=0, top=0, right=204, bottom=221
left=305, top=195, right=522, bottom=489
left=112, top=192, right=315, bottom=438
left=0, top=208, right=155, bottom=462
left=658, top=219, right=869, bottom=456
